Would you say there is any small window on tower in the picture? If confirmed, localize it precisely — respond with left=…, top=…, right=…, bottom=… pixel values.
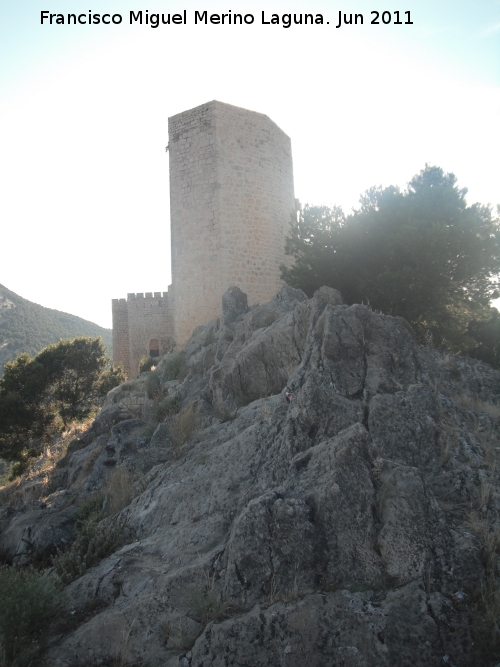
left=149, top=339, right=160, bottom=358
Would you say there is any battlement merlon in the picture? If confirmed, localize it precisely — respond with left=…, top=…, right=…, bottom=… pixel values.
left=121, top=288, right=172, bottom=301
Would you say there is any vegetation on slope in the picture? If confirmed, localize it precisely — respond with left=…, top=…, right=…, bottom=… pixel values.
left=0, top=284, right=112, bottom=377
left=0, top=337, right=125, bottom=471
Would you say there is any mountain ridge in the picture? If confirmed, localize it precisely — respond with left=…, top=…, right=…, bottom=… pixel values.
left=0, top=284, right=112, bottom=376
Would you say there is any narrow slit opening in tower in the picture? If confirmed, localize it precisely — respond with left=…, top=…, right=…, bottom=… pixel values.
left=149, top=339, right=160, bottom=358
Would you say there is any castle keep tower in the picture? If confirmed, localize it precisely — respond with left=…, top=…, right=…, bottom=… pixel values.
left=113, top=101, right=296, bottom=378
left=169, top=101, right=296, bottom=346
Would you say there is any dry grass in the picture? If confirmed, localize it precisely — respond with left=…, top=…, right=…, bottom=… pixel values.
left=25, top=420, right=92, bottom=482
left=437, top=393, right=500, bottom=470
left=106, top=467, right=137, bottom=516
left=1, top=418, right=95, bottom=504
left=189, top=570, right=232, bottom=625
left=0, top=478, right=20, bottom=508
left=476, top=479, right=493, bottom=510
left=266, top=565, right=304, bottom=606
left=465, top=512, right=500, bottom=663
left=169, top=404, right=200, bottom=457
left=439, top=430, right=455, bottom=465
left=266, top=574, right=281, bottom=606
left=107, top=619, right=146, bottom=667
left=163, top=619, right=199, bottom=651
left=467, top=513, right=500, bottom=572
left=71, top=441, right=106, bottom=491
left=474, top=422, right=500, bottom=473
left=438, top=354, right=454, bottom=368
left=261, top=403, right=273, bottom=419
left=282, top=566, right=301, bottom=603
left=109, top=658, right=145, bottom=667
left=212, top=396, right=237, bottom=423
left=454, top=392, right=500, bottom=420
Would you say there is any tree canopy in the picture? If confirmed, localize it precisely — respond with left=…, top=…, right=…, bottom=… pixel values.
left=0, top=337, right=124, bottom=464
left=282, top=165, right=500, bottom=355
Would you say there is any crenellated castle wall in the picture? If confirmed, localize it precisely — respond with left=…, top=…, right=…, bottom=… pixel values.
left=112, top=290, right=174, bottom=379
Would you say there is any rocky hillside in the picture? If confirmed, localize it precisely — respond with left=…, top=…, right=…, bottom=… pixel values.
left=1, top=285, right=500, bottom=666
left=0, top=284, right=112, bottom=376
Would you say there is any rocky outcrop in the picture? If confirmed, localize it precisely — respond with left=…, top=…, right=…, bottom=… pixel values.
left=1, top=285, right=500, bottom=666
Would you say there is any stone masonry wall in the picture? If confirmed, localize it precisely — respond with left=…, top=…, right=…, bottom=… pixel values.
left=111, top=299, right=130, bottom=379
left=169, top=101, right=296, bottom=346
left=112, top=291, right=174, bottom=379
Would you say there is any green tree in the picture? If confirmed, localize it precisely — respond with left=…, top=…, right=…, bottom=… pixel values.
left=0, top=355, right=54, bottom=462
left=0, top=566, right=62, bottom=666
left=282, top=166, right=500, bottom=353
left=35, top=337, right=124, bottom=426
left=0, top=337, right=125, bottom=464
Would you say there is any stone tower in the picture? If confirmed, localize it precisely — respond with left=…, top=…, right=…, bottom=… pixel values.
left=112, top=101, right=296, bottom=378
left=169, top=101, right=296, bottom=346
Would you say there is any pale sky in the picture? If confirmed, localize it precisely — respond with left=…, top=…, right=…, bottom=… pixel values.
left=1, top=0, right=499, bottom=328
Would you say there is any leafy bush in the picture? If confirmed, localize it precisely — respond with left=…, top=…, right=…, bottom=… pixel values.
left=75, top=494, right=104, bottom=524
left=0, top=566, right=62, bottom=666
left=149, top=396, right=180, bottom=423
left=139, top=355, right=156, bottom=374
left=145, top=370, right=162, bottom=399
left=162, top=353, right=188, bottom=382
left=52, top=496, right=122, bottom=585
left=7, top=460, right=30, bottom=481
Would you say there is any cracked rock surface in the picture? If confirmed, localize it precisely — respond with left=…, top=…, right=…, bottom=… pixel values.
left=1, top=285, right=500, bottom=666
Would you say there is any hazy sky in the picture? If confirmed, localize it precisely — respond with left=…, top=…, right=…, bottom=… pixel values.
left=1, top=0, right=499, bottom=328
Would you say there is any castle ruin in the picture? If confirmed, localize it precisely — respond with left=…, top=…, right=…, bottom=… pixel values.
left=112, top=101, right=296, bottom=378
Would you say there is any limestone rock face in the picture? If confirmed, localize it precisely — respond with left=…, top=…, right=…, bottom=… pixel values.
left=1, top=285, right=500, bottom=666
left=0, top=500, right=76, bottom=566
left=221, top=285, right=249, bottom=326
